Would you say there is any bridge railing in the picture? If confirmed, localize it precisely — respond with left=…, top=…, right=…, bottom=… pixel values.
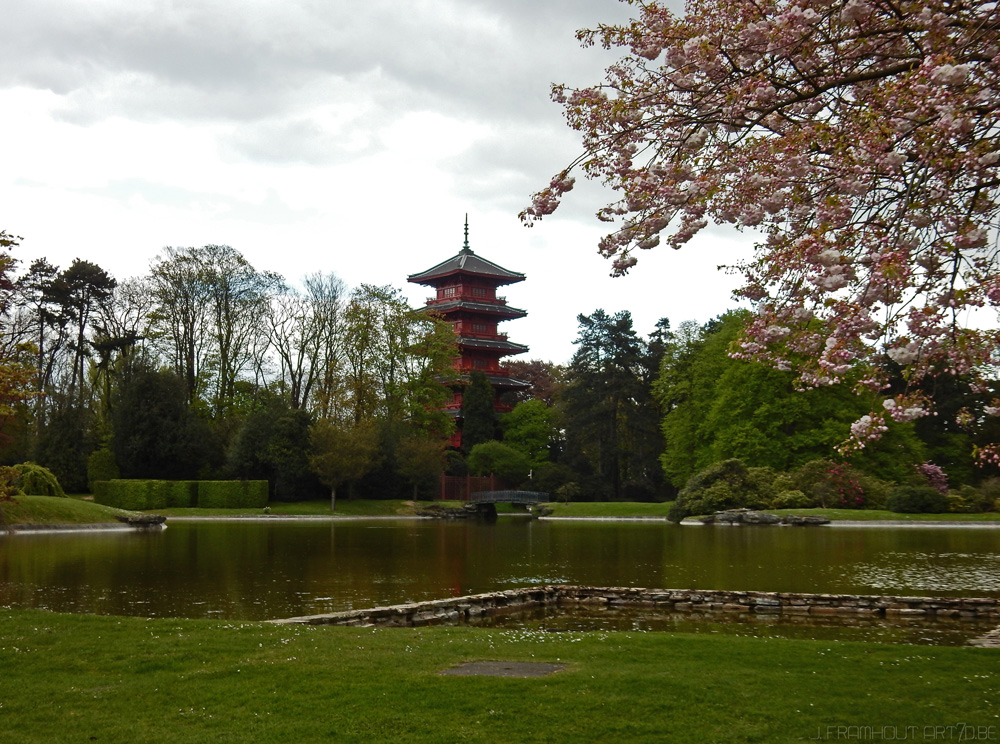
left=469, top=490, right=548, bottom=505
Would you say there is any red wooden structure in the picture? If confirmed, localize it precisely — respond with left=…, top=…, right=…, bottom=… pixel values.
left=408, top=219, right=530, bottom=448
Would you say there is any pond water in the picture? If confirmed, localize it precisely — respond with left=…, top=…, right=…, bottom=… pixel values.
left=2, top=518, right=998, bottom=626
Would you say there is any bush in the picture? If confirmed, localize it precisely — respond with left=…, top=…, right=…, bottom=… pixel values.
left=746, top=467, right=779, bottom=504
left=554, top=482, right=581, bottom=503
left=168, top=481, right=199, bottom=508
left=197, top=481, right=268, bottom=509
left=531, top=462, right=576, bottom=496
left=979, top=478, right=1000, bottom=508
left=947, top=485, right=993, bottom=514
left=86, top=448, right=120, bottom=493
left=670, top=459, right=771, bottom=521
left=854, top=473, right=893, bottom=510
left=770, top=490, right=814, bottom=510
left=95, top=479, right=268, bottom=510
left=466, top=441, right=531, bottom=486
left=13, top=462, right=65, bottom=497
left=792, top=460, right=867, bottom=508
left=886, top=485, right=950, bottom=514
left=95, top=480, right=170, bottom=510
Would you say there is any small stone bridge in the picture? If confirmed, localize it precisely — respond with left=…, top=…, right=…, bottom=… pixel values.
left=469, top=490, right=548, bottom=505
left=467, top=490, right=548, bottom=518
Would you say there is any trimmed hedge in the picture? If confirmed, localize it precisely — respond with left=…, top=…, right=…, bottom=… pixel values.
left=197, top=480, right=268, bottom=509
left=168, top=481, right=199, bottom=508
left=94, top=480, right=268, bottom=510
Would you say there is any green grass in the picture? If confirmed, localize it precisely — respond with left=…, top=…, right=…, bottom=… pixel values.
left=543, top=501, right=675, bottom=517
left=765, top=508, right=1000, bottom=522
left=144, top=499, right=529, bottom=518
left=1, top=495, right=135, bottom=525
left=30, top=496, right=1000, bottom=523
left=144, top=499, right=462, bottom=517
left=0, top=607, right=996, bottom=743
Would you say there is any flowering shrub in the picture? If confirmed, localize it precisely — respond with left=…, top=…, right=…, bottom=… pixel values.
left=914, top=462, right=949, bottom=495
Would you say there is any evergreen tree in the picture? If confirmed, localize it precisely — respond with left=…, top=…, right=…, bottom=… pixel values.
left=460, top=371, right=496, bottom=453
left=561, top=310, right=663, bottom=500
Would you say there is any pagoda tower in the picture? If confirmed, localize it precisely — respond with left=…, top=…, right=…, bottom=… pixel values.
left=408, top=219, right=530, bottom=448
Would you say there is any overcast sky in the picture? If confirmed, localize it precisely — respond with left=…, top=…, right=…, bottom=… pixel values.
left=1, top=0, right=752, bottom=364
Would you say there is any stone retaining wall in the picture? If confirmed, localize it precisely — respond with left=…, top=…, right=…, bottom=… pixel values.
left=270, top=585, right=999, bottom=628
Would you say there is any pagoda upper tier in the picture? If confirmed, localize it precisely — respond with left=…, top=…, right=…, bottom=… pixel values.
left=408, top=224, right=529, bottom=390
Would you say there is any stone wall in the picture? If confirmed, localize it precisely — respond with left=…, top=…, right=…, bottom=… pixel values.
left=270, top=585, right=999, bottom=628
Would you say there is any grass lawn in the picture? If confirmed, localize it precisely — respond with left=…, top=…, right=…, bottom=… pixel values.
left=543, top=501, right=676, bottom=518
left=6, top=496, right=994, bottom=524
left=765, top=508, right=1000, bottom=522
left=1, top=608, right=996, bottom=743
left=142, top=499, right=473, bottom=518
left=1, top=495, right=135, bottom=525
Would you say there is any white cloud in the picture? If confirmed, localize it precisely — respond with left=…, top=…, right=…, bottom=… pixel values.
left=1, top=0, right=743, bottom=364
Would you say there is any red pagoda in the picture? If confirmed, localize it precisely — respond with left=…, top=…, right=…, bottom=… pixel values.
left=408, top=219, right=530, bottom=448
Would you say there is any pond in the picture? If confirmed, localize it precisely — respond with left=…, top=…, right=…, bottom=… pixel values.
left=2, top=518, right=998, bottom=626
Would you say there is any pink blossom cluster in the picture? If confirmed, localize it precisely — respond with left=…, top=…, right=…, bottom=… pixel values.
left=524, top=0, right=1000, bottom=461
left=915, top=462, right=949, bottom=494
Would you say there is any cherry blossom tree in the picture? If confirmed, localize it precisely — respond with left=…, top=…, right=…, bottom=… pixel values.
left=523, top=0, right=1000, bottom=461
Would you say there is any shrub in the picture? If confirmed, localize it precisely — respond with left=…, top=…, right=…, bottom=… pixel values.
left=948, top=485, right=993, bottom=514
left=95, top=480, right=170, bottom=510
left=771, top=473, right=795, bottom=493
left=770, top=490, right=814, bottom=510
left=466, top=441, right=531, bottom=486
left=886, top=485, right=949, bottom=514
left=746, top=467, right=779, bottom=504
left=792, top=460, right=866, bottom=508
left=0, top=466, right=20, bottom=499
left=914, top=462, right=949, bottom=494
left=670, top=459, right=771, bottom=521
left=554, top=482, right=581, bottom=503
left=13, top=462, right=65, bottom=497
left=168, top=481, right=199, bottom=508
left=531, top=463, right=576, bottom=495
left=86, top=448, right=120, bottom=493
left=854, top=473, right=893, bottom=510
left=95, top=479, right=268, bottom=510
left=978, top=478, right=1000, bottom=508
left=197, top=481, right=268, bottom=509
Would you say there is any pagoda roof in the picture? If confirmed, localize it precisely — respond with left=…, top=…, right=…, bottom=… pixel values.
left=457, top=336, right=529, bottom=355
left=450, top=373, right=531, bottom=390
left=483, top=374, right=531, bottom=390
left=421, top=299, right=527, bottom=319
left=408, top=247, right=525, bottom=286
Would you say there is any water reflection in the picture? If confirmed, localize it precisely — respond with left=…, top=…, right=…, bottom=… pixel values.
left=0, top=520, right=997, bottom=621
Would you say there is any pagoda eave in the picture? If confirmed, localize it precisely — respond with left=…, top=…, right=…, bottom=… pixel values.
left=420, top=300, right=527, bottom=319
left=451, top=373, right=531, bottom=390
left=457, top=337, right=529, bottom=354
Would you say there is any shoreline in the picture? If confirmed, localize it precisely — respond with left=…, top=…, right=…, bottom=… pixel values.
left=6, top=514, right=1000, bottom=532
left=2, top=522, right=166, bottom=535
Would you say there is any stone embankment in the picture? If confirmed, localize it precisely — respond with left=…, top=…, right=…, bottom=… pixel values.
left=271, top=585, right=999, bottom=639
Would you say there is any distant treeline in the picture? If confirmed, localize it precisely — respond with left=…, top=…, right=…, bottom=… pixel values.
left=0, top=242, right=996, bottom=501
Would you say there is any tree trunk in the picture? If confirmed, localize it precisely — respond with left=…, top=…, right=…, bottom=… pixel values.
left=330, top=484, right=337, bottom=512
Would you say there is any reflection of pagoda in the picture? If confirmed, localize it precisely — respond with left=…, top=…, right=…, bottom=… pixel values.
left=408, top=219, right=530, bottom=448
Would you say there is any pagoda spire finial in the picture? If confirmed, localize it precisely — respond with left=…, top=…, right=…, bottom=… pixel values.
left=461, top=214, right=473, bottom=254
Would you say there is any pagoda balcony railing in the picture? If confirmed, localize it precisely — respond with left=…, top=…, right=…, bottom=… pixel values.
left=455, top=363, right=505, bottom=374
left=425, top=294, right=508, bottom=306
left=464, top=331, right=508, bottom=340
